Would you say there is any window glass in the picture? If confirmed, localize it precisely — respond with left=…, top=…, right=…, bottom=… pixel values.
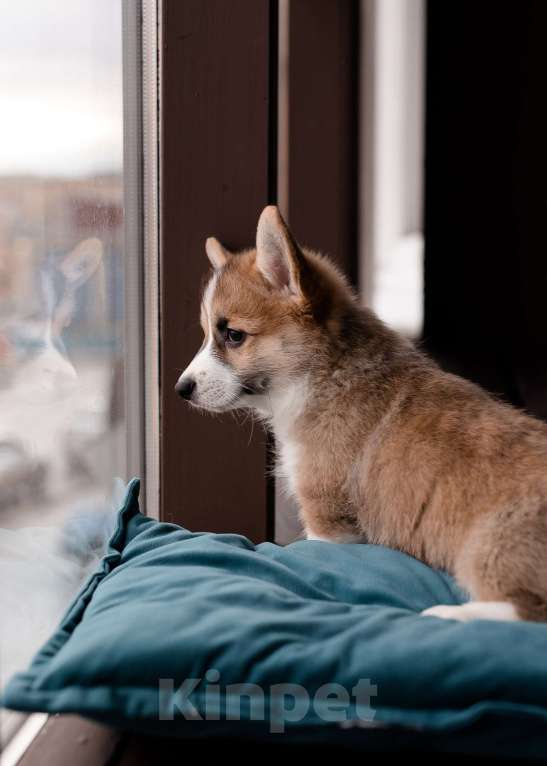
left=0, top=0, right=127, bottom=740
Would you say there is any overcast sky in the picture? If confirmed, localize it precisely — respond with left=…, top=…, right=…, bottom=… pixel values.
left=0, top=0, right=123, bottom=177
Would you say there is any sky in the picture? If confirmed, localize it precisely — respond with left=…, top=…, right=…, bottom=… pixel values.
left=0, top=0, right=124, bottom=177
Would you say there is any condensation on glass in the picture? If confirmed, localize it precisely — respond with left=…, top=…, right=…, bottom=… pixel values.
left=0, top=0, right=127, bottom=740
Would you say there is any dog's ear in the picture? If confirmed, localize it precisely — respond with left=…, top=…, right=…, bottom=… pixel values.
left=205, top=237, right=231, bottom=270
left=255, top=206, right=306, bottom=297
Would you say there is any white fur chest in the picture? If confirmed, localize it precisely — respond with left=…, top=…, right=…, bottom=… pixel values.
left=275, top=438, right=300, bottom=498
left=253, top=377, right=309, bottom=500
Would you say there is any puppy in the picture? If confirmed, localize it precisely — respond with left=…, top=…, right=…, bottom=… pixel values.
left=176, top=205, right=547, bottom=623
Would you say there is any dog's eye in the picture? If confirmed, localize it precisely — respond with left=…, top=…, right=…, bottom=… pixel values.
left=226, top=328, right=246, bottom=347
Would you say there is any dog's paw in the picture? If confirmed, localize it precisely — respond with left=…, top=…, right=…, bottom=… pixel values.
left=421, top=602, right=519, bottom=622
left=421, top=604, right=471, bottom=621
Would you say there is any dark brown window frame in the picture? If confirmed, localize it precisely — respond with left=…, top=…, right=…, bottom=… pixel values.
left=158, top=0, right=360, bottom=542
left=158, top=0, right=276, bottom=542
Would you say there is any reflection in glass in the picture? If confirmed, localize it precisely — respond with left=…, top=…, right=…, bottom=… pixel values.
left=0, top=0, right=127, bottom=742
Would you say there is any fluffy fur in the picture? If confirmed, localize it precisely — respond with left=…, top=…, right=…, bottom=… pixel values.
left=176, top=206, right=547, bottom=623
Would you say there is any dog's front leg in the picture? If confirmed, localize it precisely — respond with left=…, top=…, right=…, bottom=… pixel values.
left=299, top=494, right=364, bottom=544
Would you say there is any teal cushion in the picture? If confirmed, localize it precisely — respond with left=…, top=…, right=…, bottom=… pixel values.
left=4, top=479, right=547, bottom=755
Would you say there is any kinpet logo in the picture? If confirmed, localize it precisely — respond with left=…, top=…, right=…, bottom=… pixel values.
left=159, top=671, right=378, bottom=733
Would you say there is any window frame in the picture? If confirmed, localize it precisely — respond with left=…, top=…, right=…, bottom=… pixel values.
left=157, top=0, right=277, bottom=540
left=7, top=0, right=363, bottom=759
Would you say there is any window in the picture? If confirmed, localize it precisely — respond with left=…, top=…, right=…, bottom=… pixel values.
left=0, top=0, right=141, bottom=744
left=360, top=0, right=425, bottom=338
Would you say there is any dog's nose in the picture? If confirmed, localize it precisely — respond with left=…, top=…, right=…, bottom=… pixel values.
left=175, top=377, right=196, bottom=400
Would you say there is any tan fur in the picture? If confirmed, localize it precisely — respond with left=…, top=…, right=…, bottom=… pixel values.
left=185, top=206, right=547, bottom=622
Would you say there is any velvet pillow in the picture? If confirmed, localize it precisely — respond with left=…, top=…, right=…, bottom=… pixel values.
left=4, top=479, right=547, bottom=757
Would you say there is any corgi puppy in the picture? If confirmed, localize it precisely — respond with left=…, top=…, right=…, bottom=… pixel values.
left=176, top=206, right=547, bottom=623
